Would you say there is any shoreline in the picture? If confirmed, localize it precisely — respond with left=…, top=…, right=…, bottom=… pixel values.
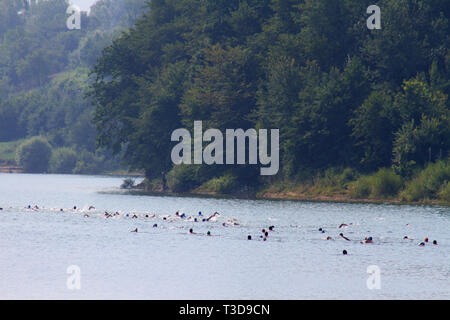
left=125, top=187, right=449, bottom=207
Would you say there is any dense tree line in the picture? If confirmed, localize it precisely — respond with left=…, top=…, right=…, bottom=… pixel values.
left=0, top=0, right=149, bottom=172
left=91, top=0, right=449, bottom=192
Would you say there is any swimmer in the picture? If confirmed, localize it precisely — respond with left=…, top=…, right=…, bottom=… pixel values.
left=88, top=206, right=95, bottom=210
left=207, top=231, right=211, bottom=236
left=424, top=237, right=429, bottom=243
left=73, top=206, right=77, bottom=210
left=419, top=242, right=425, bottom=246
left=132, top=214, right=138, bottom=219
left=262, top=229, right=266, bottom=233
left=264, top=231, right=269, bottom=237
left=247, top=235, right=252, bottom=240
left=180, top=213, right=186, bottom=218
left=326, top=236, right=333, bottom=240
left=60, top=208, right=63, bottom=212
left=131, top=228, right=138, bottom=233
left=433, top=240, right=438, bottom=245
left=206, top=212, right=220, bottom=221
left=343, top=250, right=348, bottom=255
left=403, top=236, right=409, bottom=239
left=189, top=228, right=196, bottom=234
left=339, top=233, right=351, bottom=241
left=269, top=226, right=274, bottom=231
left=194, top=218, right=198, bottom=222
left=153, top=224, right=158, bottom=228
left=364, top=236, right=373, bottom=244
left=198, top=211, right=203, bottom=216
left=83, top=214, right=89, bottom=218
left=339, top=223, right=348, bottom=229
left=145, top=215, right=149, bottom=218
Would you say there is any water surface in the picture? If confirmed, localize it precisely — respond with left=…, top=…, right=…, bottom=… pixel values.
left=0, top=173, right=449, bottom=299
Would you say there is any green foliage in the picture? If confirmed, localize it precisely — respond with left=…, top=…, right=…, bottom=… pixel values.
left=81, top=0, right=448, bottom=193
left=437, top=182, right=450, bottom=202
left=0, top=0, right=148, bottom=174
left=370, top=168, right=403, bottom=197
left=16, top=137, right=52, bottom=173
left=200, top=173, right=239, bottom=194
left=166, top=165, right=204, bottom=193
left=401, top=161, right=450, bottom=201
left=0, top=140, right=24, bottom=163
left=315, top=167, right=359, bottom=189
left=349, top=176, right=372, bottom=199
left=350, top=168, right=403, bottom=198
left=49, top=147, right=78, bottom=173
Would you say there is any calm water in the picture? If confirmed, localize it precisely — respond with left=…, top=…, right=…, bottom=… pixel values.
left=0, top=173, right=449, bottom=299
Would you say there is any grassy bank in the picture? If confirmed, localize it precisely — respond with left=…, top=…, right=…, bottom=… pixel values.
left=260, top=162, right=449, bottom=206
left=136, top=161, right=450, bottom=206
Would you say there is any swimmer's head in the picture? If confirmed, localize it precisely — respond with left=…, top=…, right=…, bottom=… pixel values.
left=247, top=235, right=252, bottom=240
left=343, top=250, right=348, bottom=255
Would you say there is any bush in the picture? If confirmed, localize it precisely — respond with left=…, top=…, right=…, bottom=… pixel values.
left=402, top=161, right=450, bottom=201
left=437, top=181, right=450, bottom=202
left=72, top=151, right=105, bottom=174
left=349, top=176, right=372, bottom=198
left=201, top=173, right=238, bottom=194
left=49, top=147, right=78, bottom=173
left=16, top=137, right=52, bottom=173
left=166, top=165, right=202, bottom=192
left=350, top=168, right=403, bottom=199
left=370, top=168, right=403, bottom=197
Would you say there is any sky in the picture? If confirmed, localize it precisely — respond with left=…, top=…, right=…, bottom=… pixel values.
left=70, top=0, right=99, bottom=12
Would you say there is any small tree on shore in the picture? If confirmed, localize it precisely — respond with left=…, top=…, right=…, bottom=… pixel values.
left=16, top=137, right=52, bottom=173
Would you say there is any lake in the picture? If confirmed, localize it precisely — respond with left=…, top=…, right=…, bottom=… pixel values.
left=0, top=173, right=449, bottom=299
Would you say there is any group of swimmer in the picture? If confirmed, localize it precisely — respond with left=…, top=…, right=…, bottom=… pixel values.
left=317, top=223, right=439, bottom=255
left=246, top=225, right=275, bottom=241
left=2, top=204, right=442, bottom=255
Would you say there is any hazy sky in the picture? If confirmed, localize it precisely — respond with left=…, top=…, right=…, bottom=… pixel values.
left=70, top=0, right=99, bottom=12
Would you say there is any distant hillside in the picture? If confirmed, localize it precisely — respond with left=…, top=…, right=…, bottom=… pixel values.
left=0, top=0, right=149, bottom=173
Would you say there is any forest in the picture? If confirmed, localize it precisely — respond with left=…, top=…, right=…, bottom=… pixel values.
left=90, top=0, right=449, bottom=203
left=0, top=0, right=148, bottom=173
left=1, top=0, right=449, bottom=203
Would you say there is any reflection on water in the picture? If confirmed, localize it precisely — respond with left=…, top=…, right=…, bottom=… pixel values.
left=0, top=173, right=449, bottom=299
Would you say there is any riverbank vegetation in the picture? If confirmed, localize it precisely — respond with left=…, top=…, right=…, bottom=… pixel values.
left=93, top=0, right=449, bottom=205
left=1, top=1, right=448, bottom=205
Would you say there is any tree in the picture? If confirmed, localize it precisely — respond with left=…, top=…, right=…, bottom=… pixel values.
left=16, top=137, right=52, bottom=173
